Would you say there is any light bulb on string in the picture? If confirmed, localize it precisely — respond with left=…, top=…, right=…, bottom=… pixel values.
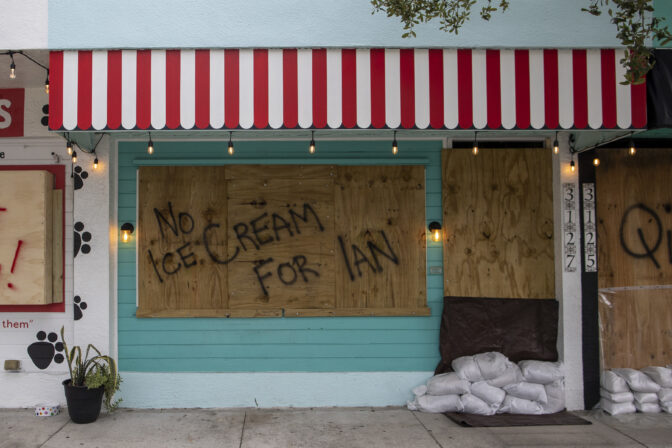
left=472, top=131, right=478, bottom=155
left=66, top=140, right=73, bottom=155
left=44, top=70, right=50, bottom=94
left=72, top=150, right=78, bottom=164
left=570, top=160, right=575, bottom=172
left=9, top=52, right=16, bottom=79
left=147, top=133, right=154, bottom=155
left=309, top=131, right=316, bottom=155
left=228, top=131, right=234, bottom=155
left=392, top=131, right=398, bottom=155
left=93, top=157, right=99, bottom=170
left=629, top=136, right=636, bottom=156
left=553, top=132, right=559, bottom=154
left=593, top=157, right=600, bottom=167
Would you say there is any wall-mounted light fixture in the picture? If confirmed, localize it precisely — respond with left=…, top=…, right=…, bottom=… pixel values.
left=428, top=221, right=442, bottom=242
left=120, top=223, right=135, bottom=243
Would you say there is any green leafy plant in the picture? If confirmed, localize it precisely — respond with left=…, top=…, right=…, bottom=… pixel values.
left=60, top=326, right=122, bottom=411
left=371, top=0, right=672, bottom=84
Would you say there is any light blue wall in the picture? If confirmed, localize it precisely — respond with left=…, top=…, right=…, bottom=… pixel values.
left=117, top=139, right=444, bottom=372
left=50, top=0, right=621, bottom=49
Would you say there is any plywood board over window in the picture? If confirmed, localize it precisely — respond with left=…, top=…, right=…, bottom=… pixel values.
left=442, top=148, right=554, bottom=299
left=136, top=165, right=429, bottom=318
left=0, top=170, right=63, bottom=305
left=596, top=148, right=672, bottom=369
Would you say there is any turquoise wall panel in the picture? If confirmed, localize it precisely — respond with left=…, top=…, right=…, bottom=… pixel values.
left=117, top=139, right=444, bottom=372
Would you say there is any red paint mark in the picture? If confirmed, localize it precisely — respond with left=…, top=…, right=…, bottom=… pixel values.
left=7, top=283, right=14, bottom=289
left=11, top=240, right=23, bottom=274
left=0, top=208, right=6, bottom=211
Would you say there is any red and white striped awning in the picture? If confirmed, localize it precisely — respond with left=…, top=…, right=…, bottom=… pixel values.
left=48, top=48, right=646, bottom=131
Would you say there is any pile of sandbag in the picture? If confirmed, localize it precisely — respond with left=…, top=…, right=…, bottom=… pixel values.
left=407, top=352, right=565, bottom=415
left=600, top=366, right=672, bottom=415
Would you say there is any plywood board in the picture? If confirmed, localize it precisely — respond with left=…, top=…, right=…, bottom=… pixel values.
left=599, top=289, right=672, bottom=369
left=335, top=166, right=428, bottom=311
left=596, top=148, right=672, bottom=369
left=0, top=171, right=54, bottom=305
left=137, top=165, right=429, bottom=317
left=137, top=166, right=229, bottom=316
left=226, top=168, right=336, bottom=311
left=51, top=190, right=64, bottom=303
left=442, top=148, right=555, bottom=299
left=596, top=148, right=672, bottom=287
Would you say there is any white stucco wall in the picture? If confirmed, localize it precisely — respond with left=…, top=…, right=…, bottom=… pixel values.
left=0, top=91, right=111, bottom=407
left=0, top=0, right=48, bottom=50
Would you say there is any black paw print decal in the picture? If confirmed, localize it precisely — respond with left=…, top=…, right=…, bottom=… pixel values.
left=74, top=166, right=89, bottom=190
left=74, top=221, right=91, bottom=257
left=27, top=331, right=64, bottom=370
left=41, top=104, right=49, bottom=127
left=74, top=295, right=87, bottom=321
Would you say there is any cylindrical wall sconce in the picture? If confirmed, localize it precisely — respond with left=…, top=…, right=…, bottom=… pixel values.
left=120, top=223, right=135, bottom=243
left=428, top=221, right=442, bottom=242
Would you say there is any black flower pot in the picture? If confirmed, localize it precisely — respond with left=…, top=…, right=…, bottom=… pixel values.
left=62, top=379, right=104, bottom=423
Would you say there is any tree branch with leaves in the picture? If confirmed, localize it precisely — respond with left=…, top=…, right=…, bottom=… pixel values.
left=371, top=0, right=671, bottom=84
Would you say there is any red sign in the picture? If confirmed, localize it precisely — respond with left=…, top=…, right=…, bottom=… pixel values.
left=0, top=89, right=24, bottom=137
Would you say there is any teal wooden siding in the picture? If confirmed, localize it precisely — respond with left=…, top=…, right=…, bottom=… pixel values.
left=117, top=140, right=444, bottom=372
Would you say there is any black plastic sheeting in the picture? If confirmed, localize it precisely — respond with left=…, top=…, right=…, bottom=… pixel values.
left=647, top=49, right=672, bottom=129
left=435, top=296, right=559, bottom=375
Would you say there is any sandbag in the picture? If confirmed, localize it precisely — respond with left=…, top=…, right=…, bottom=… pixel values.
left=470, top=381, right=506, bottom=409
left=658, top=388, right=672, bottom=402
left=487, top=364, right=523, bottom=388
left=452, top=356, right=484, bottom=382
left=601, top=370, right=629, bottom=393
left=661, top=401, right=672, bottom=413
left=503, top=382, right=548, bottom=404
left=412, top=384, right=427, bottom=397
left=599, top=388, right=634, bottom=403
left=641, top=366, right=672, bottom=388
left=519, top=360, right=564, bottom=385
left=460, top=393, right=496, bottom=416
left=499, top=395, right=543, bottom=415
left=613, top=368, right=661, bottom=393
left=407, top=394, right=463, bottom=413
left=426, top=372, right=471, bottom=396
left=633, top=392, right=658, bottom=404
left=601, top=398, right=636, bottom=415
left=635, top=401, right=661, bottom=413
left=542, top=380, right=566, bottom=414
left=474, top=352, right=511, bottom=380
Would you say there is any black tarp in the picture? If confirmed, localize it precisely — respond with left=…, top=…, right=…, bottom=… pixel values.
left=647, top=49, right=672, bottom=129
left=435, top=296, right=559, bottom=375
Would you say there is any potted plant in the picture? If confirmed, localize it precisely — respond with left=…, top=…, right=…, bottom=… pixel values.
left=60, top=326, right=121, bottom=423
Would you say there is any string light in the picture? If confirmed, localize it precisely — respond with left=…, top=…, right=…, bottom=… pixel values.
left=66, top=139, right=73, bottom=155
left=472, top=132, right=479, bottom=155
left=93, top=157, right=99, bottom=170
left=629, top=134, right=636, bottom=156
left=570, top=160, right=576, bottom=172
left=71, top=150, right=78, bottom=164
left=309, top=131, right=316, bottom=155
left=228, top=131, right=234, bottom=155
left=9, top=52, right=16, bottom=79
left=593, top=157, right=600, bottom=167
left=553, top=132, right=559, bottom=155
left=147, top=133, right=154, bottom=155
left=44, top=70, right=49, bottom=94
left=392, top=131, right=398, bottom=155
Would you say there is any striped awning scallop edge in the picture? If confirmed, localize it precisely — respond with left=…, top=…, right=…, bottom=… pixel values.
left=48, top=48, right=646, bottom=132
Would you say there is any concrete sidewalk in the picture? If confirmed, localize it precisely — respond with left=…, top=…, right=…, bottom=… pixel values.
left=2, top=407, right=671, bottom=448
